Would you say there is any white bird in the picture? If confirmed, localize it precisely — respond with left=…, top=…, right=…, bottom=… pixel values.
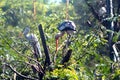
left=23, top=27, right=42, bottom=58
left=55, top=20, right=76, bottom=51
left=99, top=6, right=107, bottom=18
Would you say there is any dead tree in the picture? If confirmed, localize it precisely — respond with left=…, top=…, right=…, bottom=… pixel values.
left=85, top=0, right=116, bottom=61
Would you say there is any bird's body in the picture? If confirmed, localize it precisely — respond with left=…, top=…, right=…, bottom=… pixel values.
left=99, top=6, right=107, bottom=18
left=55, top=20, right=76, bottom=51
left=58, top=20, right=76, bottom=31
left=23, top=27, right=42, bottom=58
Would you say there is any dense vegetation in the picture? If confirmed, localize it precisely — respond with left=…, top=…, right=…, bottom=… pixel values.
left=0, top=0, right=120, bottom=80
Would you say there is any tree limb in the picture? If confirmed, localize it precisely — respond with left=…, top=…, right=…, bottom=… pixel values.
left=5, top=64, right=38, bottom=80
left=25, top=62, right=44, bottom=74
left=0, top=34, right=41, bottom=67
left=61, top=49, right=72, bottom=64
left=85, top=0, right=101, bottom=21
left=38, top=24, right=51, bottom=69
left=117, top=0, right=120, bottom=14
left=85, top=0, right=112, bottom=31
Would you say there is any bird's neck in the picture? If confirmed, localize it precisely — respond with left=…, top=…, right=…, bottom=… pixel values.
left=55, top=31, right=65, bottom=39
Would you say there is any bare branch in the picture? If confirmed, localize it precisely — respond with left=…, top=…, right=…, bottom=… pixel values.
left=0, top=34, right=41, bottom=66
left=38, top=24, right=51, bottom=68
left=117, top=0, right=120, bottom=14
left=5, top=64, right=38, bottom=80
left=61, top=49, right=72, bottom=64
left=25, top=62, right=44, bottom=74
left=85, top=0, right=101, bottom=21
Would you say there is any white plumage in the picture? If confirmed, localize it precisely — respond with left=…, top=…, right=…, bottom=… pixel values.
left=99, top=7, right=107, bottom=18
left=23, top=27, right=42, bottom=58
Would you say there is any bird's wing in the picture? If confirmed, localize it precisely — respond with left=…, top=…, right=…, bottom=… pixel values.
left=30, top=34, right=42, bottom=58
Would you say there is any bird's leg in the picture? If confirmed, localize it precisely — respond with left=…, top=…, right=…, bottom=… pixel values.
left=54, top=32, right=65, bottom=63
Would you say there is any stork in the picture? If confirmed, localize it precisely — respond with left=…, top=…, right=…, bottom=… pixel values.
left=23, top=27, right=42, bottom=58
left=55, top=20, right=76, bottom=51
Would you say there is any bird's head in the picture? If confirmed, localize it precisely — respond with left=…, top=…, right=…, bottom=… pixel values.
left=58, top=20, right=76, bottom=32
left=18, top=26, right=30, bottom=38
left=22, top=26, right=30, bottom=35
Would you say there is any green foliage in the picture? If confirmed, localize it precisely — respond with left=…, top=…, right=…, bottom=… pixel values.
left=0, top=0, right=120, bottom=80
left=45, top=68, right=78, bottom=80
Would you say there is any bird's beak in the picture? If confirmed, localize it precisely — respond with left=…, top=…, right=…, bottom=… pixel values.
left=56, top=38, right=59, bottom=51
left=55, top=31, right=65, bottom=51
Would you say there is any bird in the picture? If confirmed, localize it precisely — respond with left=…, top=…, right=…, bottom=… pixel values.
left=98, top=6, right=107, bottom=19
left=22, top=26, right=42, bottom=58
left=55, top=20, right=76, bottom=51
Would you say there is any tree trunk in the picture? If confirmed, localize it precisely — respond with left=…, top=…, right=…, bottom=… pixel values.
left=106, top=0, right=114, bottom=60
left=38, top=24, right=51, bottom=67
